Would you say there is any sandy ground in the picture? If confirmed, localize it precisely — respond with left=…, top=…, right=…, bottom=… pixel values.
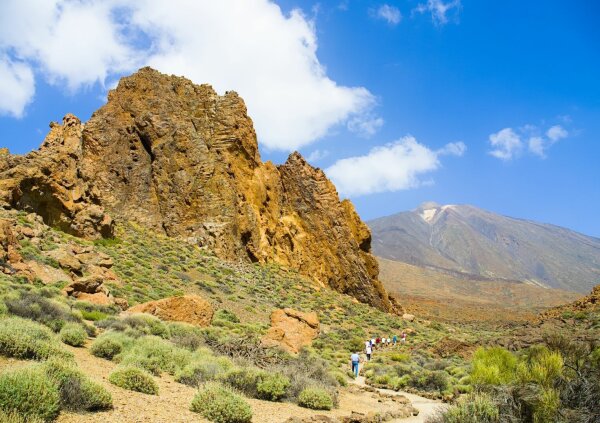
left=353, top=375, right=448, bottom=423
left=0, top=346, right=446, bottom=422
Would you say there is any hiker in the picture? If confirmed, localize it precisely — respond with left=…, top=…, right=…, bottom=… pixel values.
left=351, top=351, right=360, bottom=377
left=365, top=339, right=371, bottom=350
left=366, top=343, right=372, bottom=361
left=387, top=337, right=391, bottom=346
left=371, top=337, right=376, bottom=349
left=393, top=334, right=398, bottom=346
left=401, top=331, right=407, bottom=344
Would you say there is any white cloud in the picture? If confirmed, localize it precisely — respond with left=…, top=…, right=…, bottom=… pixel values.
left=0, top=56, right=35, bottom=117
left=326, top=136, right=464, bottom=197
left=347, top=115, right=384, bottom=138
left=488, top=128, right=522, bottom=160
left=489, top=124, right=569, bottom=160
left=528, top=136, right=546, bottom=158
left=373, top=4, right=402, bottom=25
left=306, top=149, right=329, bottom=162
left=413, top=0, right=461, bottom=25
left=0, top=0, right=378, bottom=151
left=546, top=125, right=568, bottom=142
left=438, top=141, right=466, bottom=156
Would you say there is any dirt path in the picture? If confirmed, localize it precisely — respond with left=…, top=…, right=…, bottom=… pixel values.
left=352, top=375, right=447, bottom=423
left=47, top=345, right=421, bottom=423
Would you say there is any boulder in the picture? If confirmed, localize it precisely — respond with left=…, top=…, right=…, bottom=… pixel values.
left=25, top=260, right=70, bottom=285
left=262, top=308, right=319, bottom=354
left=402, top=313, right=415, bottom=322
left=127, top=295, right=214, bottom=327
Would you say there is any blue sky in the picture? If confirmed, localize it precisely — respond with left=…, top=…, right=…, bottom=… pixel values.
left=0, top=1, right=599, bottom=236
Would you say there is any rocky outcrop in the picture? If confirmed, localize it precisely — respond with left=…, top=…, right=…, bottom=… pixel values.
left=127, top=295, right=214, bottom=327
left=0, top=67, right=392, bottom=311
left=262, top=308, right=320, bottom=354
left=540, top=284, right=600, bottom=320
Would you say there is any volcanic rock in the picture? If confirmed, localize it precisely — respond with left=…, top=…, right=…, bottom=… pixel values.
left=127, top=295, right=214, bottom=327
left=262, top=308, right=320, bottom=354
left=0, top=67, right=392, bottom=311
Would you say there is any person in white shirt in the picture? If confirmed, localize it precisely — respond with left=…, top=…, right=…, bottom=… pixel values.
left=366, top=345, right=372, bottom=361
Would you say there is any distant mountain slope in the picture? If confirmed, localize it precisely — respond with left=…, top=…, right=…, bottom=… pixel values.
left=369, top=202, right=600, bottom=293
left=378, top=257, right=582, bottom=322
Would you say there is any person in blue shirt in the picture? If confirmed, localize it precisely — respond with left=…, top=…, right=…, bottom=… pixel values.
left=350, top=352, right=360, bottom=377
left=393, top=335, right=398, bottom=345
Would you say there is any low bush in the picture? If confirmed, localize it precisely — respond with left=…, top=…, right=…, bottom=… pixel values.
left=212, top=309, right=240, bottom=325
left=220, top=367, right=264, bottom=397
left=0, top=365, right=60, bottom=422
left=121, top=314, right=169, bottom=338
left=257, top=373, right=290, bottom=401
left=428, top=392, right=499, bottom=423
left=0, top=317, right=71, bottom=360
left=44, top=358, right=112, bottom=411
left=90, top=331, right=133, bottom=360
left=411, top=370, right=449, bottom=393
left=167, top=322, right=204, bottom=351
left=116, top=335, right=192, bottom=376
left=390, top=353, right=410, bottom=363
left=298, top=387, right=333, bottom=410
left=471, top=347, right=517, bottom=386
left=175, top=353, right=232, bottom=387
left=59, top=323, right=87, bottom=347
left=108, top=367, right=158, bottom=395
left=4, top=291, right=79, bottom=332
left=190, top=383, right=252, bottom=423
left=0, top=410, right=43, bottom=423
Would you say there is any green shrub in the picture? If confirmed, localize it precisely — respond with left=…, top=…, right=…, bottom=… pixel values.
left=0, top=365, right=60, bottom=422
left=411, top=370, right=449, bottom=393
left=257, top=373, right=290, bottom=401
left=517, top=346, right=563, bottom=387
left=44, top=358, right=112, bottom=411
left=80, top=310, right=108, bottom=321
left=175, top=354, right=232, bottom=387
left=0, top=317, right=71, bottom=360
left=121, top=314, right=169, bottom=338
left=212, top=309, right=240, bottom=325
left=59, top=323, right=87, bottom=347
left=190, top=383, right=252, bottom=423
left=471, top=347, right=517, bottom=386
left=297, top=387, right=334, bottom=410
left=4, top=291, right=79, bottom=332
left=108, top=367, right=158, bottom=395
left=117, top=335, right=192, bottom=375
left=432, top=392, right=499, bottom=423
left=90, top=331, right=133, bottom=360
left=167, top=322, right=204, bottom=351
left=390, top=353, right=410, bottom=362
left=220, top=367, right=264, bottom=397
left=0, top=410, right=44, bottom=423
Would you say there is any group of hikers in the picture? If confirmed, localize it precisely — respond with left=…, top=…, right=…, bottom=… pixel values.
left=350, top=332, right=407, bottom=377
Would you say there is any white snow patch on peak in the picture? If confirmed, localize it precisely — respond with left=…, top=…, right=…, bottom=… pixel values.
left=420, top=208, right=438, bottom=223
left=420, top=204, right=456, bottom=223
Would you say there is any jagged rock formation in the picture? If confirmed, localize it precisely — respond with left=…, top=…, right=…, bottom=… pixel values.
left=0, top=67, right=392, bottom=311
left=540, top=284, right=600, bottom=320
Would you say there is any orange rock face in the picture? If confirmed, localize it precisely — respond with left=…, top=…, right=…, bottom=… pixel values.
left=0, top=67, right=393, bottom=311
left=127, top=295, right=214, bottom=327
left=262, top=308, right=320, bottom=354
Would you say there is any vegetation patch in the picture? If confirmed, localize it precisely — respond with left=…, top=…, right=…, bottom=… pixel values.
left=0, top=364, right=61, bottom=422
left=59, top=323, right=87, bottom=347
left=190, top=383, right=252, bottom=423
left=0, top=316, right=71, bottom=360
left=109, top=367, right=158, bottom=395
left=298, top=387, right=334, bottom=410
